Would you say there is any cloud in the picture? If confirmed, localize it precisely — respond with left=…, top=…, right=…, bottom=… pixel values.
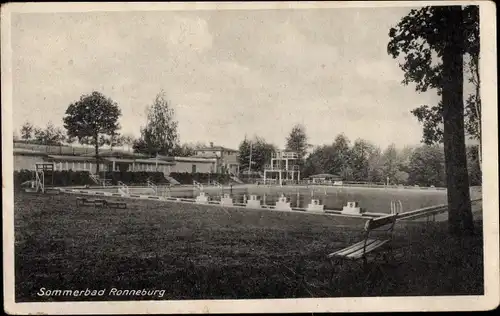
left=10, top=8, right=436, bottom=150
left=168, top=15, right=213, bottom=52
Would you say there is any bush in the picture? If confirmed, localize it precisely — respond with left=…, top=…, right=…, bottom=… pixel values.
left=169, top=172, right=231, bottom=185
left=14, top=170, right=169, bottom=187
left=97, top=171, right=169, bottom=185
left=14, top=169, right=94, bottom=187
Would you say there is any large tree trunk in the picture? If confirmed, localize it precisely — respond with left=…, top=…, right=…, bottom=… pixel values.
left=95, top=136, right=100, bottom=174
left=442, top=6, right=474, bottom=236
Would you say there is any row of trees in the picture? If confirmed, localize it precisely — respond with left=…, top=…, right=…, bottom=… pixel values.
left=236, top=124, right=480, bottom=188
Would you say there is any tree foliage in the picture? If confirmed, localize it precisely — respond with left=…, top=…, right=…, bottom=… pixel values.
left=388, top=6, right=480, bottom=147
left=34, top=122, right=67, bottom=146
left=173, top=143, right=199, bottom=157
left=63, top=91, right=122, bottom=173
left=20, top=121, right=35, bottom=141
left=19, top=121, right=66, bottom=145
left=238, top=136, right=277, bottom=173
left=350, top=139, right=376, bottom=181
left=133, top=91, right=179, bottom=157
left=285, top=124, right=308, bottom=164
left=388, top=6, right=475, bottom=236
left=407, top=145, right=446, bottom=187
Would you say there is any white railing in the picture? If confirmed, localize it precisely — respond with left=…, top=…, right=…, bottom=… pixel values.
left=264, top=164, right=279, bottom=170
left=193, top=180, right=204, bottom=190
left=272, top=152, right=298, bottom=159
left=147, top=179, right=158, bottom=195
left=35, top=170, right=44, bottom=193
left=398, top=199, right=481, bottom=221
left=230, top=175, right=243, bottom=184
left=390, top=200, right=403, bottom=215
left=117, top=181, right=129, bottom=195
left=89, top=173, right=100, bottom=185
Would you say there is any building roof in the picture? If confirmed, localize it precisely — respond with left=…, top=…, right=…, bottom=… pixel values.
left=173, top=156, right=217, bottom=163
left=194, top=152, right=219, bottom=158
left=80, top=150, right=149, bottom=159
left=47, top=155, right=97, bottom=162
left=195, top=146, right=238, bottom=153
left=13, top=148, right=49, bottom=157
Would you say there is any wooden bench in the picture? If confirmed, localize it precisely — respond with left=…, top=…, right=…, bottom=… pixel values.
left=104, top=201, right=127, bottom=209
left=327, top=213, right=399, bottom=284
left=76, top=197, right=107, bottom=207
left=76, top=197, right=127, bottom=209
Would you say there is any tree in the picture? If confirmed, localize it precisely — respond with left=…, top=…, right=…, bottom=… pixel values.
left=33, top=121, right=66, bottom=146
left=303, top=146, right=323, bottom=178
left=407, top=145, right=446, bottom=187
left=133, top=91, right=179, bottom=157
left=466, top=145, right=482, bottom=186
left=252, top=137, right=277, bottom=172
left=285, top=124, right=308, bottom=166
left=331, top=134, right=352, bottom=177
left=408, top=7, right=481, bottom=170
left=388, top=6, right=475, bottom=236
left=381, top=144, right=400, bottom=184
left=121, top=134, right=136, bottom=153
left=107, top=131, right=124, bottom=151
left=173, top=143, right=197, bottom=157
left=63, top=91, right=122, bottom=173
left=367, top=146, right=385, bottom=183
left=350, top=139, right=376, bottom=181
left=20, top=121, right=34, bottom=141
left=238, top=136, right=276, bottom=173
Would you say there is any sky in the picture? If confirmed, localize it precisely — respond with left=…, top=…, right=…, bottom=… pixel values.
left=10, top=6, right=444, bottom=151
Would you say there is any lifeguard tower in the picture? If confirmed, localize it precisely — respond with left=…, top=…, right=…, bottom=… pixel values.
left=33, top=163, right=55, bottom=193
left=263, top=151, right=300, bottom=186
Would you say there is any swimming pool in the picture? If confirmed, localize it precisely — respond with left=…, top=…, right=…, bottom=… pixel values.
left=142, top=185, right=450, bottom=214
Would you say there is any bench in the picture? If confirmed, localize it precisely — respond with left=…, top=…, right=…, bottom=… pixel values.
left=76, top=197, right=107, bottom=207
left=76, top=197, right=127, bottom=209
left=105, top=201, right=127, bottom=209
left=327, top=213, right=399, bottom=284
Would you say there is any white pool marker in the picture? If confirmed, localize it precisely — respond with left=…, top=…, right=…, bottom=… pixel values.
left=341, top=201, right=364, bottom=215
left=246, top=194, right=261, bottom=209
left=307, top=199, right=325, bottom=212
left=275, top=194, right=292, bottom=211
left=195, top=191, right=209, bottom=204
left=220, top=193, right=233, bottom=206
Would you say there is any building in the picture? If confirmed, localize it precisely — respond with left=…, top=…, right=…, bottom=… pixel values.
left=14, top=148, right=216, bottom=178
left=194, top=142, right=240, bottom=175
left=263, top=151, right=301, bottom=185
left=308, top=173, right=343, bottom=184
left=169, top=156, right=217, bottom=174
left=13, top=148, right=48, bottom=171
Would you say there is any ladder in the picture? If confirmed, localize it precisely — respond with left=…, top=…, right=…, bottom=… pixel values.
left=89, top=173, right=100, bottom=185
left=89, top=172, right=111, bottom=187
left=390, top=200, right=403, bottom=215
left=166, top=176, right=180, bottom=185
left=193, top=180, right=204, bottom=191
left=34, top=163, right=54, bottom=193
left=229, top=173, right=244, bottom=184
left=147, top=179, right=158, bottom=195
left=118, top=181, right=130, bottom=195
left=35, top=170, right=44, bottom=193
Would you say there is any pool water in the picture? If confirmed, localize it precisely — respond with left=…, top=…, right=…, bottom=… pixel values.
left=149, top=186, right=449, bottom=214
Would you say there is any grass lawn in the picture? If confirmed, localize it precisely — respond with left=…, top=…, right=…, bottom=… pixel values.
left=14, top=192, right=484, bottom=301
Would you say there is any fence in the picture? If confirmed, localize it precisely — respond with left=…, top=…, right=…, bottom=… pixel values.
left=14, top=141, right=115, bottom=156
